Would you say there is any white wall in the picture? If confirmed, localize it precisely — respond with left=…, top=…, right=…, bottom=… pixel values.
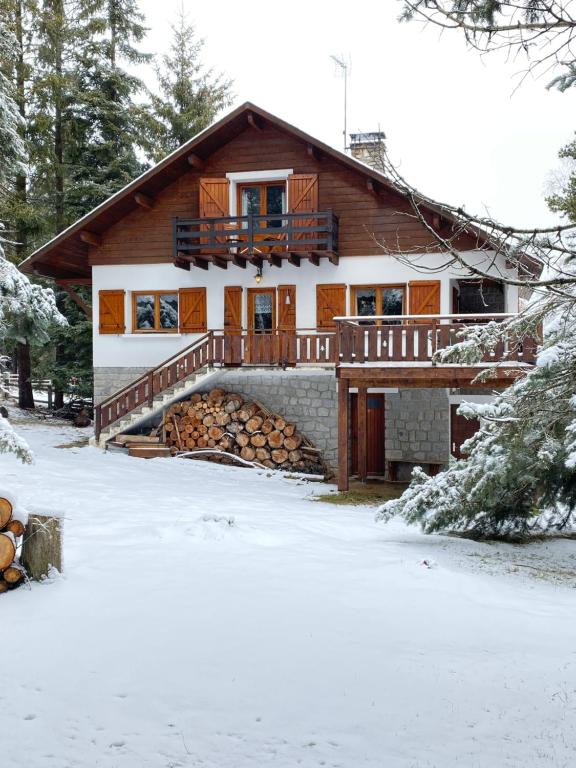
left=92, top=252, right=519, bottom=368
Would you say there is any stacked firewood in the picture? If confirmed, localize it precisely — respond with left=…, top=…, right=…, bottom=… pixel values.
left=163, top=388, right=324, bottom=474
left=0, top=497, right=26, bottom=593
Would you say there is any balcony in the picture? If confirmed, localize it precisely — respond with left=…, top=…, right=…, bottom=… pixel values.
left=335, top=313, right=539, bottom=388
left=172, top=211, right=339, bottom=269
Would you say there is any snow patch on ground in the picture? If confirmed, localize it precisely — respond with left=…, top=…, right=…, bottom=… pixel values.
left=0, top=421, right=575, bottom=768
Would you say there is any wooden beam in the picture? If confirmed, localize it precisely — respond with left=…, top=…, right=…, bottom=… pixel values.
left=248, top=255, right=263, bottom=268
left=337, top=365, right=528, bottom=389
left=247, top=112, right=262, bottom=131
left=309, top=253, right=320, bottom=266
left=187, top=153, right=204, bottom=169
left=192, top=257, right=209, bottom=271
left=287, top=253, right=300, bottom=267
left=358, top=386, right=367, bottom=482
left=79, top=230, right=101, bottom=247
left=56, top=282, right=91, bottom=318
left=174, top=257, right=191, bottom=271
left=366, top=179, right=377, bottom=195
left=269, top=254, right=282, bottom=268
left=328, top=253, right=339, bottom=266
left=212, top=256, right=228, bottom=269
left=307, top=144, right=320, bottom=160
left=337, top=379, right=350, bottom=492
left=134, top=192, right=154, bottom=209
left=232, top=254, right=247, bottom=268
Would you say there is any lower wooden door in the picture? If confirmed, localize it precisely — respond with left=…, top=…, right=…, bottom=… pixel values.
left=450, top=404, right=480, bottom=459
left=351, top=393, right=386, bottom=476
left=246, top=287, right=278, bottom=364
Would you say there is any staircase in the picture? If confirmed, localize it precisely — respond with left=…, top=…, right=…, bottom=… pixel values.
left=94, top=332, right=223, bottom=448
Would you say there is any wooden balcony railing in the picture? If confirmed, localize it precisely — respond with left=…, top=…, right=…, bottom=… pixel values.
left=94, top=328, right=337, bottom=440
left=335, top=313, right=539, bottom=366
left=173, top=211, right=339, bottom=261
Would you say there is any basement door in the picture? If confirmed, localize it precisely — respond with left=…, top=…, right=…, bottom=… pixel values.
left=246, top=287, right=277, bottom=364
left=450, top=404, right=480, bottom=459
left=351, top=393, right=386, bottom=476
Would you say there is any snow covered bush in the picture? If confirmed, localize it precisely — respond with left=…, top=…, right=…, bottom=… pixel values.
left=377, top=295, right=576, bottom=537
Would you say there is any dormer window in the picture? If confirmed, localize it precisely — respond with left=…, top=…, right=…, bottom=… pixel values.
left=238, top=182, right=286, bottom=227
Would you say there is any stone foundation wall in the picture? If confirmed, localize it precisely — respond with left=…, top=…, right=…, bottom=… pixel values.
left=209, top=369, right=338, bottom=471
left=94, top=367, right=148, bottom=404
left=385, top=388, right=449, bottom=464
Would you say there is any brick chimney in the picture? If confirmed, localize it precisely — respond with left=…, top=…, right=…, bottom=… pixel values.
left=349, top=131, right=386, bottom=171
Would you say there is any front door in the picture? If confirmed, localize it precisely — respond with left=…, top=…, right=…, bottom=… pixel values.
left=450, top=404, right=480, bottom=459
left=247, top=287, right=277, bottom=364
left=351, top=393, right=386, bottom=476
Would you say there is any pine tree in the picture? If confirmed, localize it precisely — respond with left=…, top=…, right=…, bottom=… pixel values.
left=145, top=5, right=233, bottom=162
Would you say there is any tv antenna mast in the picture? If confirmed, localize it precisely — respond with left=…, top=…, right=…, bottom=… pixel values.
left=330, top=54, right=350, bottom=153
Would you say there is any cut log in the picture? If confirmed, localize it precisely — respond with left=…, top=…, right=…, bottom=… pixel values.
left=255, top=447, right=271, bottom=462
left=197, top=424, right=208, bottom=434
left=0, top=497, right=13, bottom=529
left=197, top=436, right=208, bottom=448
left=0, top=532, right=16, bottom=570
left=274, top=416, right=286, bottom=431
left=208, top=426, right=224, bottom=441
left=267, top=430, right=284, bottom=448
left=215, top=412, right=231, bottom=426
left=5, top=519, right=25, bottom=538
left=284, top=435, right=302, bottom=451
left=288, top=449, right=302, bottom=463
left=240, top=446, right=256, bottom=461
left=225, top=398, right=242, bottom=413
left=203, top=414, right=215, bottom=427
left=283, top=424, right=295, bottom=437
left=261, top=419, right=274, bottom=435
left=245, top=416, right=263, bottom=433
left=3, top=565, right=23, bottom=584
left=236, top=432, right=250, bottom=447
left=271, top=448, right=289, bottom=464
left=227, top=422, right=242, bottom=435
left=237, top=404, right=258, bottom=422
left=250, top=433, right=267, bottom=448
left=21, top=515, right=62, bottom=580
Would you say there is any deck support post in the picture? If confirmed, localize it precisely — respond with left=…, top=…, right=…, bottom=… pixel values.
left=338, top=379, right=350, bottom=492
left=358, top=386, right=368, bottom=483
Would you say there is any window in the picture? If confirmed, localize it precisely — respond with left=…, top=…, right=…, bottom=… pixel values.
left=238, top=182, right=286, bottom=228
left=352, top=285, right=405, bottom=324
left=132, top=291, right=178, bottom=333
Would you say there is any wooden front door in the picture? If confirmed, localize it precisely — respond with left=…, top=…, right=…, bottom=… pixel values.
left=247, top=287, right=277, bottom=364
left=450, top=404, right=480, bottom=459
left=224, top=286, right=242, bottom=364
left=351, top=393, right=386, bottom=476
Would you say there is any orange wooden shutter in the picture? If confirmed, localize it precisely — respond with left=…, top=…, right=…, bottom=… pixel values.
left=199, top=178, right=229, bottom=251
left=98, top=290, right=125, bottom=334
left=224, top=286, right=242, bottom=335
left=316, top=284, right=346, bottom=329
left=288, top=174, right=318, bottom=242
left=179, top=288, right=207, bottom=333
left=278, top=285, right=296, bottom=330
left=409, top=280, right=441, bottom=317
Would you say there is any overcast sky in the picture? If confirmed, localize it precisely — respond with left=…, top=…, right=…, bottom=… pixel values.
left=138, top=0, right=575, bottom=228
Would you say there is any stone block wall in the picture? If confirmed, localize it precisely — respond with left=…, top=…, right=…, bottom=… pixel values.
left=385, top=388, right=449, bottom=464
left=94, top=366, right=148, bottom=404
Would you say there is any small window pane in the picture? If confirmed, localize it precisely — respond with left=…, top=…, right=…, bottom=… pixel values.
left=381, top=287, right=404, bottom=323
left=135, top=295, right=155, bottom=330
left=241, top=186, right=261, bottom=216
left=356, top=288, right=377, bottom=320
left=254, top=292, right=273, bottom=331
left=266, top=185, right=285, bottom=228
left=159, top=294, right=178, bottom=329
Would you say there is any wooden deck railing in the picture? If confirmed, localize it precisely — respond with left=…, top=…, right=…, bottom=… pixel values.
left=94, top=329, right=337, bottom=439
left=334, top=313, right=539, bottom=366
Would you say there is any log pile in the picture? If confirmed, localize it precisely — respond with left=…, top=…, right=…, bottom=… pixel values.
left=0, top=496, right=26, bottom=593
left=162, top=389, right=324, bottom=474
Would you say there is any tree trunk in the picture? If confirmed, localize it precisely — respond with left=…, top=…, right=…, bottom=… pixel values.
left=21, top=514, right=63, bottom=580
left=17, top=342, right=34, bottom=409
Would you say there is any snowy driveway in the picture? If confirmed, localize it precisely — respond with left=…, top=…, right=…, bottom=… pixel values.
left=1, top=422, right=575, bottom=768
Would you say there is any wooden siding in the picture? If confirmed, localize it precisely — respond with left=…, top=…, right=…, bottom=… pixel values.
left=89, top=124, right=479, bottom=268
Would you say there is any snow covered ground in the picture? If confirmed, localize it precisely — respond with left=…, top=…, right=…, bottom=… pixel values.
left=1, top=419, right=575, bottom=768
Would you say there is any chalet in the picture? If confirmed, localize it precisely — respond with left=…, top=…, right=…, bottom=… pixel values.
left=20, top=102, right=537, bottom=489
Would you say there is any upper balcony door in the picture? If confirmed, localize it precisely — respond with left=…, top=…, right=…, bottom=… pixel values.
left=237, top=182, right=286, bottom=251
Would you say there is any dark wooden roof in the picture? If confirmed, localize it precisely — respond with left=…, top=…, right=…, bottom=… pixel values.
left=19, top=101, right=514, bottom=280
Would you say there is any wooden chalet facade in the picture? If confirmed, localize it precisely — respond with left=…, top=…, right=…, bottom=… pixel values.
left=21, top=102, right=537, bottom=488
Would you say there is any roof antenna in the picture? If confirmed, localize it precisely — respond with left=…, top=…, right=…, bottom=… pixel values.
left=330, top=54, right=350, bottom=154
